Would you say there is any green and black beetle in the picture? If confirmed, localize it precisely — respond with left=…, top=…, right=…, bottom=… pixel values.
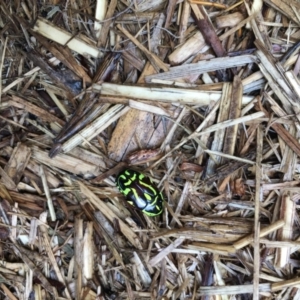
left=116, top=169, right=163, bottom=216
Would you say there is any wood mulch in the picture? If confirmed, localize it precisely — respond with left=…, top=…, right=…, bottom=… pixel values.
left=1, top=0, right=300, bottom=299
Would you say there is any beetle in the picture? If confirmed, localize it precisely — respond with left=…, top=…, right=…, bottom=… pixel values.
left=115, top=169, right=163, bottom=216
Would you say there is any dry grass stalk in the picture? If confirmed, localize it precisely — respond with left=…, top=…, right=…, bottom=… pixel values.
left=101, top=82, right=254, bottom=105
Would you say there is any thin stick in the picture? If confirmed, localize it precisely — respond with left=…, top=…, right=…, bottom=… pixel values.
left=253, top=125, right=263, bottom=299
left=40, top=165, right=56, bottom=222
left=233, top=220, right=285, bottom=250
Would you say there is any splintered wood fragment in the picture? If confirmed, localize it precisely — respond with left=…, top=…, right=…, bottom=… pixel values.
left=264, top=0, right=300, bottom=25
left=165, top=0, right=177, bottom=28
left=101, top=83, right=254, bottom=105
left=244, top=2, right=272, bottom=52
left=122, top=51, right=145, bottom=72
left=204, top=151, right=256, bottom=165
left=275, top=193, right=295, bottom=268
left=215, top=12, right=244, bottom=28
left=145, top=55, right=256, bottom=82
left=148, top=237, right=185, bottom=266
left=51, top=53, right=120, bottom=147
left=107, top=48, right=170, bottom=162
left=199, top=112, right=264, bottom=136
left=195, top=101, right=218, bottom=162
left=170, top=182, right=191, bottom=226
left=271, top=123, right=300, bottom=157
left=27, top=160, right=60, bottom=188
left=255, top=40, right=300, bottom=118
left=128, top=100, right=171, bottom=116
left=259, top=95, right=300, bottom=156
left=285, top=70, right=300, bottom=100
left=57, top=104, right=130, bottom=155
left=272, top=276, right=300, bottom=292
left=255, top=40, right=294, bottom=98
left=179, top=1, right=190, bottom=43
left=275, top=123, right=296, bottom=268
left=168, top=31, right=206, bottom=65
left=33, top=18, right=102, bottom=58
left=116, top=25, right=169, bottom=72
left=198, top=284, right=271, bottom=296
left=9, top=96, right=64, bottom=126
left=153, top=228, right=243, bottom=243
left=50, top=52, right=121, bottom=157
left=206, top=83, right=231, bottom=177
left=31, top=31, right=92, bottom=84
left=74, top=218, right=83, bottom=299
left=92, top=209, right=126, bottom=269
left=38, top=213, right=71, bottom=298
left=94, top=0, right=108, bottom=39
left=0, top=166, right=17, bottom=190
left=152, top=110, right=262, bottom=172
left=25, top=49, right=80, bottom=101
left=131, top=252, right=152, bottom=287
left=257, top=63, right=294, bottom=116
left=160, top=107, right=187, bottom=152
left=1, top=66, right=40, bottom=94
left=82, top=222, right=94, bottom=282
left=189, top=0, right=227, bottom=9
left=116, top=12, right=161, bottom=22
left=78, top=182, right=143, bottom=249
left=40, top=166, right=56, bottom=221
left=222, top=76, right=242, bottom=158
left=233, top=220, right=285, bottom=250
left=32, top=147, right=102, bottom=178
left=13, top=245, right=55, bottom=295
left=0, top=183, right=13, bottom=203
left=4, top=143, right=31, bottom=185
left=80, top=209, right=125, bottom=297
left=98, top=0, right=117, bottom=47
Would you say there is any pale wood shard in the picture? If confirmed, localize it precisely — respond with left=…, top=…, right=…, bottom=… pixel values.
left=178, top=1, right=191, bottom=43
left=31, top=147, right=102, bottom=178
left=168, top=31, right=207, bottom=65
left=101, top=82, right=254, bottom=106
left=94, top=0, right=108, bottom=39
left=9, top=95, right=64, bottom=126
left=206, top=83, right=231, bottom=177
left=145, top=54, right=256, bottom=82
left=222, top=76, right=242, bottom=158
left=130, top=252, right=152, bottom=287
left=59, top=104, right=130, bottom=155
left=4, top=143, right=31, bottom=185
left=97, top=0, right=117, bottom=47
left=215, top=12, right=245, bottom=29
left=40, top=166, right=56, bottom=222
left=33, top=18, right=102, bottom=58
left=275, top=193, right=295, bottom=268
